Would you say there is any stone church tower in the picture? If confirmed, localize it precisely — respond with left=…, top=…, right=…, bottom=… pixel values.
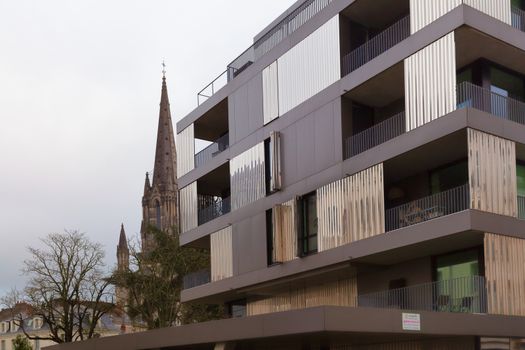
left=140, top=74, right=179, bottom=253
left=116, top=223, right=129, bottom=306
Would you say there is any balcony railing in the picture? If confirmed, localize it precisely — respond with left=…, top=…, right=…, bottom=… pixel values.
left=385, top=184, right=470, bottom=231
left=457, top=82, right=525, bottom=126
left=342, top=15, right=410, bottom=76
left=358, top=276, right=487, bottom=314
left=198, top=196, right=231, bottom=226
left=199, top=0, right=333, bottom=104
left=512, top=6, right=525, bottom=32
left=183, top=269, right=211, bottom=290
left=194, top=133, right=229, bottom=168
left=518, top=195, right=525, bottom=220
left=344, top=111, right=405, bottom=159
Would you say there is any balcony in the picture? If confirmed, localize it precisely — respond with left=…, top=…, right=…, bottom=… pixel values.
left=342, top=15, right=410, bottom=76
left=198, top=195, right=231, bottom=226
left=344, top=111, right=405, bottom=158
left=358, top=276, right=487, bottom=314
left=512, top=6, right=525, bottom=32
left=385, top=184, right=470, bottom=231
left=195, top=133, right=229, bottom=168
left=457, top=82, right=525, bottom=126
left=519, top=195, right=525, bottom=219
left=183, top=269, right=211, bottom=290
left=197, top=0, right=333, bottom=105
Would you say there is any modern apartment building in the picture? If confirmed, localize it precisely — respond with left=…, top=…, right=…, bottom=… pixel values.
left=48, top=0, right=525, bottom=349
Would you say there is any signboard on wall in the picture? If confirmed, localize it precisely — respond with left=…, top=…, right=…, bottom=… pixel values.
left=402, top=313, right=421, bottom=331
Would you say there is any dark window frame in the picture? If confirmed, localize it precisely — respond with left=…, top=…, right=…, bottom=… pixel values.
left=298, top=192, right=318, bottom=257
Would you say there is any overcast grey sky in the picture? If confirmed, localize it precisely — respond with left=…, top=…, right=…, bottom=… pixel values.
left=0, top=0, right=296, bottom=294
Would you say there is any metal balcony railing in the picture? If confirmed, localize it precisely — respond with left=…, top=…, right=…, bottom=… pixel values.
left=342, top=15, right=410, bottom=76
left=199, top=0, right=333, bottom=104
left=358, top=276, right=487, bottom=314
left=518, top=195, right=525, bottom=220
left=194, top=133, right=229, bottom=168
left=457, top=82, right=525, bottom=126
left=198, top=196, right=231, bottom=226
left=385, top=184, right=470, bottom=232
left=512, top=6, right=525, bottom=32
left=344, top=111, right=405, bottom=159
left=183, top=269, right=211, bottom=290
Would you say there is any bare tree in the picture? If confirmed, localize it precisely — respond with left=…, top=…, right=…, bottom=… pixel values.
left=11, top=230, right=114, bottom=343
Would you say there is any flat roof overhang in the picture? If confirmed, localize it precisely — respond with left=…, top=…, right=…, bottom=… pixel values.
left=44, top=307, right=525, bottom=350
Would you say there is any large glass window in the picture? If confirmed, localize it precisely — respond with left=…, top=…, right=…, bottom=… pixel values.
left=430, top=160, right=468, bottom=194
left=435, top=249, right=480, bottom=281
left=518, top=163, right=525, bottom=197
left=299, top=192, right=318, bottom=256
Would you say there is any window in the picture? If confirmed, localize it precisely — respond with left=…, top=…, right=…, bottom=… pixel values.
left=299, top=192, right=318, bottom=256
left=430, top=160, right=468, bottom=194
left=1, top=340, right=5, bottom=350
left=435, top=249, right=480, bottom=281
left=266, top=209, right=274, bottom=265
left=264, top=132, right=281, bottom=195
left=518, top=163, right=525, bottom=197
left=227, top=300, right=246, bottom=318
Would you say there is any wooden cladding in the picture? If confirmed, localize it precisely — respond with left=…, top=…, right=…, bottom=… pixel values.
left=317, top=164, right=385, bottom=252
left=246, top=277, right=357, bottom=316
left=404, top=33, right=457, bottom=132
left=332, top=337, right=475, bottom=350
left=484, top=233, right=525, bottom=317
left=211, top=226, right=233, bottom=282
left=272, top=199, right=298, bottom=263
left=468, top=129, right=517, bottom=217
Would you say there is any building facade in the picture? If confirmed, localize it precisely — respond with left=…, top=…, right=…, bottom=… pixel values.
left=50, top=0, right=525, bottom=349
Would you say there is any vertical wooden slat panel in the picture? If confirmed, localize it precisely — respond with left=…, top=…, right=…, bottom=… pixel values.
left=317, top=164, right=385, bottom=252
left=404, top=32, right=457, bottom=132
left=273, top=199, right=298, bottom=262
left=210, top=226, right=233, bottom=282
left=484, top=233, right=525, bottom=316
left=468, top=129, right=517, bottom=217
left=246, top=277, right=357, bottom=316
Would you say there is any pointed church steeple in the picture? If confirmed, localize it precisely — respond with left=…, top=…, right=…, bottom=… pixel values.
left=116, top=224, right=129, bottom=307
left=143, top=172, right=151, bottom=195
left=118, top=223, right=128, bottom=252
left=152, top=75, right=177, bottom=192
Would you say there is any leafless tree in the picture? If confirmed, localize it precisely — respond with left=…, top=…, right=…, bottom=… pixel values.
left=8, top=230, right=114, bottom=343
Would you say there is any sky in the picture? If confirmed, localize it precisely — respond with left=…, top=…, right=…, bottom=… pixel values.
left=0, top=0, right=297, bottom=295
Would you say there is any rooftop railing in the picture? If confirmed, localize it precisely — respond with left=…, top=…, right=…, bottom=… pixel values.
left=183, top=269, right=211, bottom=290
left=512, top=6, right=525, bottom=32
left=457, top=81, right=525, bottom=126
left=344, top=111, right=405, bottom=159
left=342, top=15, right=410, bottom=76
left=198, top=196, right=231, bottom=226
left=198, top=0, right=333, bottom=104
left=518, top=195, right=525, bottom=220
left=385, top=184, right=470, bottom=232
left=194, top=133, right=229, bottom=168
left=358, top=276, right=487, bottom=314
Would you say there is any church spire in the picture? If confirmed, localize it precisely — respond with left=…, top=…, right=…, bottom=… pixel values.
left=118, top=223, right=128, bottom=252
left=152, top=69, right=177, bottom=192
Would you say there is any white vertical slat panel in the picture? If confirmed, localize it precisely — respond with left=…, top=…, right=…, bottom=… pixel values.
left=468, top=129, right=517, bottom=217
left=263, top=61, right=279, bottom=125
left=317, top=164, right=385, bottom=252
left=277, top=15, right=340, bottom=116
left=210, top=226, right=233, bottom=282
left=176, top=124, right=195, bottom=177
left=404, top=32, right=457, bottom=132
left=464, top=0, right=512, bottom=25
left=179, top=182, right=197, bottom=233
left=230, top=142, right=266, bottom=211
left=410, top=0, right=512, bottom=34
left=410, top=0, right=461, bottom=33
